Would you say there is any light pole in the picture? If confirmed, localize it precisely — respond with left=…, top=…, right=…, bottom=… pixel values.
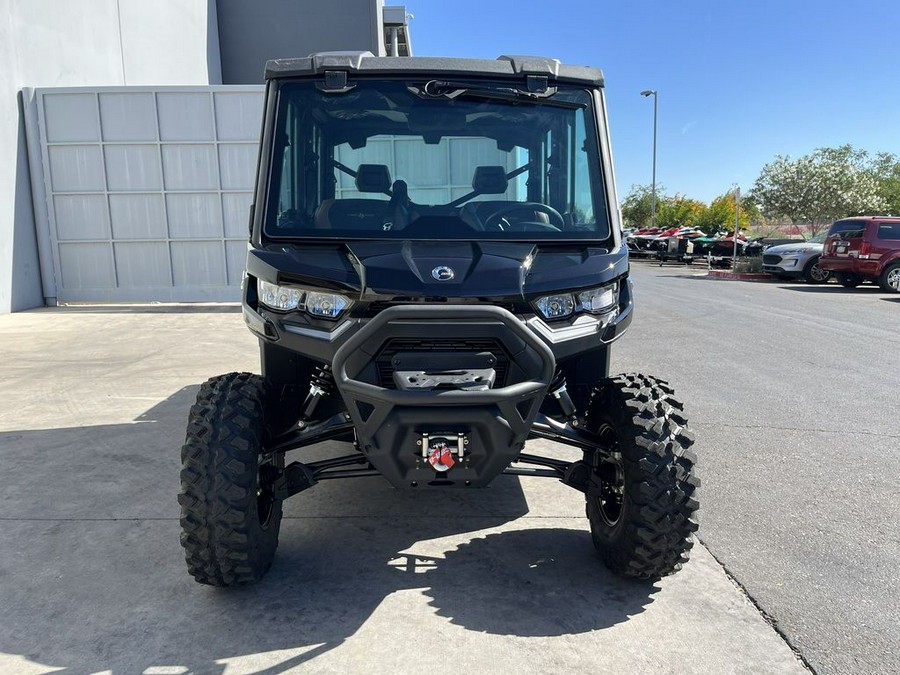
left=640, top=89, right=658, bottom=229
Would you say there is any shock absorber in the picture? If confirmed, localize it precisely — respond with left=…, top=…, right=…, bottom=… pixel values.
left=548, top=370, right=578, bottom=424
left=298, top=364, right=335, bottom=428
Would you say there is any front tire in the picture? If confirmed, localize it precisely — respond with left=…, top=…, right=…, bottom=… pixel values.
left=584, top=374, right=699, bottom=579
left=178, top=372, right=283, bottom=586
left=803, top=256, right=831, bottom=284
left=879, top=262, right=900, bottom=293
left=837, top=272, right=862, bottom=289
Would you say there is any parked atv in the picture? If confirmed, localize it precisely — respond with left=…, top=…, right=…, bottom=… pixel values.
left=178, top=52, right=699, bottom=586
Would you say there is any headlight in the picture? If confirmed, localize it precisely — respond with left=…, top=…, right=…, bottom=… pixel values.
left=535, top=294, right=576, bottom=319
left=578, top=284, right=617, bottom=314
left=257, top=279, right=303, bottom=311
left=535, top=283, right=618, bottom=321
left=306, top=291, right=351, bottom=319
left=257, top=279, right=352, bottom=319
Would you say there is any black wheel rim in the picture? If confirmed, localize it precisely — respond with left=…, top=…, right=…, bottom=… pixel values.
left=256, top=452, right=281, bottom=527
left=594, top=425, right=625, bottom=527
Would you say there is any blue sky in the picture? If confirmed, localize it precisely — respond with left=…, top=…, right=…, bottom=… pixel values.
left=406, top=0, right=900, bottom=204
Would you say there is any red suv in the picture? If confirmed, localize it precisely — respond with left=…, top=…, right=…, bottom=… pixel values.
left=820, top=216, right=900, bottom=291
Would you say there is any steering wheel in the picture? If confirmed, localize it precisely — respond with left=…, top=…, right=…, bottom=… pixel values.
left=482, top=202, right=565, bottom=232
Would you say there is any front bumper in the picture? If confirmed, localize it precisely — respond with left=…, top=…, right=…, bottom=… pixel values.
left=332, top=305, right=556, bottom=488
left=762, top=254, right=804, bottom=276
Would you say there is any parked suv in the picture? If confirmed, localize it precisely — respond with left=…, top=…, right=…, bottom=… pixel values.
left=761, top=235, right=830, bottom=283
left=820, top=216, right=900, bottom=291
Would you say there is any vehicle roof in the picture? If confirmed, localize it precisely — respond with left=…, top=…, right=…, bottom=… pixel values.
left=265, top=52, right=604, bottom=87
left=834, top=215, right=900, bottom=221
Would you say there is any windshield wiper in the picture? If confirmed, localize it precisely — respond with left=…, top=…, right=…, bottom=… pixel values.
left=409, top=80, right=584, bottom=108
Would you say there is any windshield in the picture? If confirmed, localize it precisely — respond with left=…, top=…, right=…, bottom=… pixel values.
left=263, top=80, right=610, bottom=241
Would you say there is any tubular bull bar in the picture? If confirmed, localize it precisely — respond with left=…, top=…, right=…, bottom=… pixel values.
left=331, top=305, right=556, bottom=488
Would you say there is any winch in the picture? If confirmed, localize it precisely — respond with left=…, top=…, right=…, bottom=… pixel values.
left=419, top=432, right=467, bottom=472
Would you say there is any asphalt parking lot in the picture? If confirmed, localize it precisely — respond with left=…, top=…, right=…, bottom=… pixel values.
left=1, top=262, right=895, bottom=674
left=0, top=304, right=804, bottom=675
left=619, top=261, right=900, bottom=675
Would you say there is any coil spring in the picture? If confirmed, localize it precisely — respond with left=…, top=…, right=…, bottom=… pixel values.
left=548, top=368, right=577, bottom=419
left=549, top=368, right=566, bottom=394
left=310, top=364, right=335, bottom=397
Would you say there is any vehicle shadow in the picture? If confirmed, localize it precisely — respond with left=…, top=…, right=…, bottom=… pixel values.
left=0, top=387, right=659, bottom=674
left=777, top=285, right=884, bottom=293
left=41, top=303, right=242, bottom=314
left=656, top=273, right=741, bottom=281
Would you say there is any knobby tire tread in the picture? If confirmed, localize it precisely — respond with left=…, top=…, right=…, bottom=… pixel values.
left=178, top=372, right=281, bottom=586
left=585, top=373, right=700, bottom=579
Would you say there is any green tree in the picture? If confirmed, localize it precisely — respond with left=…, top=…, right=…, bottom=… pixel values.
left=620, top=184, right=666, bottom=228
left=870, top=151, right=900, bottom=215
left=751, top=144, right=885, bottom=236
left=655, top=194, right=706, bottom=228
left=694, top=191, right=759, bottom=234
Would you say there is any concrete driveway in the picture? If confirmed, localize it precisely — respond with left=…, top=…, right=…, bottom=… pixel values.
left=0, top=307, right=806, bottom=674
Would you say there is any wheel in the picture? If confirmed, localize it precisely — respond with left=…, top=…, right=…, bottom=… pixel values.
left=482, top=202, right=565, bottom=231
left=178, top=372, right=283, bottom=586
left=803, top=256, right=831, bottom=284
left=583, top=373, right=699, bottom=579
left=879, top=262, right=900, bottom=293
left=837, top=272, right=862, bottom=289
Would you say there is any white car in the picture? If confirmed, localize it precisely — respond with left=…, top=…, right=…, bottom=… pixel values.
left=761, top=235, right=831, bottom=283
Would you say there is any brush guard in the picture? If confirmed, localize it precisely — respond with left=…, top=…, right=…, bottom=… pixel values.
left=331, top=305, right=555, bottom=488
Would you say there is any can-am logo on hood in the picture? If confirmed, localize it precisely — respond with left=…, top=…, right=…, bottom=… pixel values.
left=431, top=266, right=455, bottom=281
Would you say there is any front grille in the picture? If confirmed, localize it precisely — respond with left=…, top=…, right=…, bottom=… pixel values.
left=366, top=300, right=517, bottom=316
left=375, top=337, right=510, bottom=389
left=763, top=254, right=782, bottom=265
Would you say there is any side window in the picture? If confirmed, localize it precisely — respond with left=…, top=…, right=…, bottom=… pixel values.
left=278, top=145, right=293, bottom=214
left=571, top=108, right=594, bottom=224
left=876, top=223, right=900, bottom=240
left=272, top=100, right=321, bottom=231
left=274, top=101, right=298, bottom=227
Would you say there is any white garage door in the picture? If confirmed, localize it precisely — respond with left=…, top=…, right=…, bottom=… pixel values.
left=32, top=86, right=264, bottom=303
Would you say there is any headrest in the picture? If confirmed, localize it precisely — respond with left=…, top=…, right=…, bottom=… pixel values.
left=390, top=179, right=409, bottom=204
left=355, top=164, right=391, bottom=193
left=472, top=166, right=508, bottom=194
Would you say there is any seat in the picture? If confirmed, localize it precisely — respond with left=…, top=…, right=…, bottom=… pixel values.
left=459, top=166, right=509, bottom=230
left=387, top=179, right=411, bottom=230
left=472, top=165, right=509, bottom=195
left=459, top=165, right=549, bottom=229
left=314, top=164, right=401, bottom=231
left=314, top=199, right=392, bottom=230
left=355, top=164, right=391, bottom=194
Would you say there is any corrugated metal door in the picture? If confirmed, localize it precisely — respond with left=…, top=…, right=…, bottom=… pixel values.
left=34, top=86, right=264, bottom=303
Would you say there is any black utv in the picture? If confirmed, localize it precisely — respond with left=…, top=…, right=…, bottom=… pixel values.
left=178, top=53, right=699, bottom=586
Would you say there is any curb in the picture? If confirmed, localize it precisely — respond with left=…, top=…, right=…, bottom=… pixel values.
left=707, top=271, right=773, bottom=281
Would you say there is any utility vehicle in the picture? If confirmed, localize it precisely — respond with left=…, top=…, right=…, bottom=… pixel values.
left=178, top=52, right=699, bottom=586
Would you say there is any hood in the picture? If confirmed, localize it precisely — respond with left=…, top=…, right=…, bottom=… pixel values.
left=249, top=241, right=627, bottom=299
left=766, top=241, right=823, bottom=254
